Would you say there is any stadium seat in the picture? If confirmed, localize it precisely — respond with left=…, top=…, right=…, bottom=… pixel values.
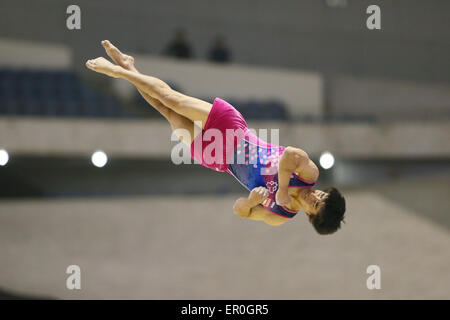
left=0, top=68, right=124, bottom=118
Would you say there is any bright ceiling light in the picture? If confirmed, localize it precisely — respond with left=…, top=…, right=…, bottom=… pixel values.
left=0, top=149, right=9, bottom=166
left=91, top=150, right=108, bottom=168
left=319, top=151, right=335, bottom=170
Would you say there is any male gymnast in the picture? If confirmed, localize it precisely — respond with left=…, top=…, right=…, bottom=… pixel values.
left=85, top=40, right=346, bottom=234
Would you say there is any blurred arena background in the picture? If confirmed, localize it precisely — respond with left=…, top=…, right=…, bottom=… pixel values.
left=0, top=0, right=449, bottom=299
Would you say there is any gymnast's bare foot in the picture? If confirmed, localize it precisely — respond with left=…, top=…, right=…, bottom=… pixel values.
left=101, top=40, right=137, bottom=72
left=85, top=57, right=121, bottom=78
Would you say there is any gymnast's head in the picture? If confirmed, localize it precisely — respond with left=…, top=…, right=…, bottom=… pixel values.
left=302, top=187, right=346, bottom=235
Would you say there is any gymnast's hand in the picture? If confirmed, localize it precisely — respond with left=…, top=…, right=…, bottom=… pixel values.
left=248, top=186, right=270, bottom=205
left=275, top=189, right=291, bottom=206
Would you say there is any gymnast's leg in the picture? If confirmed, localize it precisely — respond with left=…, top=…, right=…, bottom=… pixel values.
left=100, top=40, right=160, bottom=112
left=86, top=42, right=212, bottom=129
left=97, top=40, right=198, bottom=146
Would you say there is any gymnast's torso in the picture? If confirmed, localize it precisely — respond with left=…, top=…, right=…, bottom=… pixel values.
left=189, top=98, right=317, bottom=218
left=226, top=131, right=316, bottom=218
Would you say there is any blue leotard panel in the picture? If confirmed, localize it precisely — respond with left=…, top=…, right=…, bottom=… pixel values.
left=226, top=136, right=315, bottom=218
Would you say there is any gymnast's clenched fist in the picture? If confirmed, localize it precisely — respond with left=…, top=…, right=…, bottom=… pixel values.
left=248, top=186, right=269, bottom=204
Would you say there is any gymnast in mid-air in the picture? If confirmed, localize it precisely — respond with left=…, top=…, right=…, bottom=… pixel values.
left=86, top=40, right=346, bottom=234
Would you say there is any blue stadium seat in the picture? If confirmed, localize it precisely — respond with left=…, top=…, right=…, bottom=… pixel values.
left=42, top=101, right=59, bottom=116
left=223, top=98, right=289, bottom=121
left=0, top=68, right=126, bottom=118
left=2, top=97, right=21, bottom=115
left=22, top=99, right=41, bottom=116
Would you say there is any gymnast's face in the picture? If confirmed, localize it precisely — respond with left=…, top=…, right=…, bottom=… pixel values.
left=302, top=189, right=328, bottom=220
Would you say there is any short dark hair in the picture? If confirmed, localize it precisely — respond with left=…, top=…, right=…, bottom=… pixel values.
left=311, top=187, right=346, bottom=235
